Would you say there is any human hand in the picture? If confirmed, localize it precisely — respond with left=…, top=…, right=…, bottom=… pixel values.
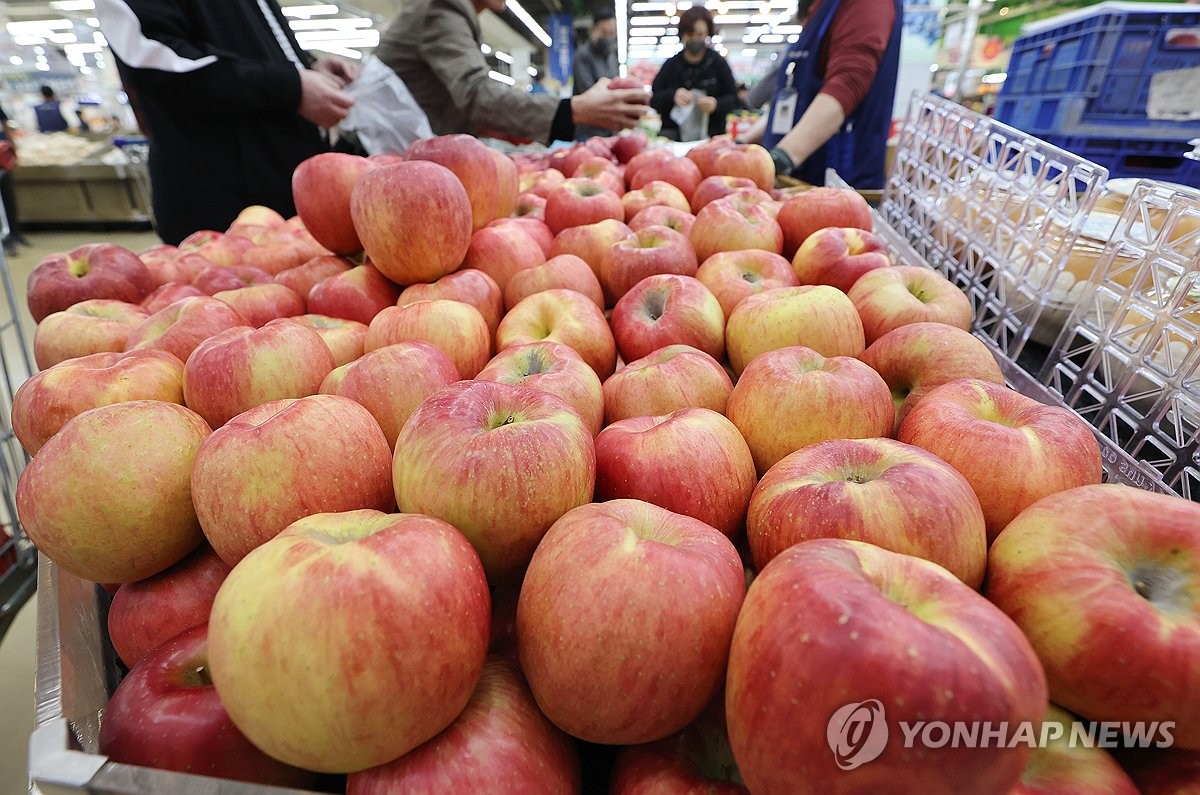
left=674, top=88, right=694, bottom=107
left=299, top=69, right=354, bottom=128
left=571, top=78, right=651, bottom=132
left=697, top=96, right=717, bottom=114
left=313, top=57, right=359, bottom=88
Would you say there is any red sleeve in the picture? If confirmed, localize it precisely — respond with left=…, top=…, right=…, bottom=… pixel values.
left=817, top=0, right=896, bottom=116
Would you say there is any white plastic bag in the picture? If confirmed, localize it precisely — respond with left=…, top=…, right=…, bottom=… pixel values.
left=340, top=55, right=433, bottom=155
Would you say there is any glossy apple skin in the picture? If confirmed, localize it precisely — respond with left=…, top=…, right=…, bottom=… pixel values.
left=397, top=268, right=504, bottom=335
left=142, top=283, right=205, bottom=314
left=549, top=218, right=634, bottom=279
left=505, top=254, right=605, bottom=310
left=544, top=178, right=625, bottom=235
left=107, top=545, right=231, bottom=667
left=1114, top=748, right=1200, bottom=794
left=191, top=395, right=395, bottom=565
left=123, top=296, right=248, bottom=365
left=305, top=264, right=400, bottom=325
left=292, top=152, right=377, bottom=254
left=629, top=157, right=703, bottom=201
left=595, top=409, right=755, bottom=539
left=623, top=180, right=692, bottom=220
left=477, top=341, right=604, bottom=436
left=274, top=255, right=353, bottom=300
left=602, top=345, right=733, bottom=424
left=1010, top=704, right=1139, bottom=795
left=898, top=379, right=1103, bottom=540
left=629, top=205, right=696, bottom=237
left=212, top=283, right=306, bottom=328
left=988, top=484, right=1200, bottom=748
left=365, top=299, right=491, bottom=379
left=191, top=264, right=273, bottom=296
left=691, top=175, right=759, bottom=214
left=610, top=274, right=724, bottom=363
left=497, top=289, right=617, bottom=379
left=696, top=249, right=798, bottom=318
left=347, top=657, right=580, bottom=795
left=406, top=134, right=520, bottom=230
left=290, top=314, right=367, bottom=367
left=208, top=510, right=491, bottom=773
left=27, top=243, right=155, bottom=323
left=499, top=216, right=555, bottom=256
left=725, top=285, right=866, bottom=375
left=394, top=380, right=595, bottom=583
left=33, top=299, right=150, bottom=370
left=726, top=539, right=1048, bottom=795
left=690, top=194, right=784, bottom=263
left=777, top=187, right=874, bottom=258
left=612, top=700, right=749, bottom=795
left=747, top=438, right=987, bottom=587
left=711, top=144, right=775, bottom=191
left=462, top=223, right=547, bottom=291
left=791, top=227, right=892, bottom=293
left=848, top=266, right=973, bottom=345
left=518, top=500, right=745, bottom=745
left=99, top=624, right=317, bottom=787
left=600, top=224, right=699, bottom=305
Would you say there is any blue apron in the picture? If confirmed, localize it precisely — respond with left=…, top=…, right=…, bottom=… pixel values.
left=762, top=0, right=902, bottom=189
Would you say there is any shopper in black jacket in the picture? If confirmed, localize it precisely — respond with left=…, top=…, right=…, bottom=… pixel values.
left=650, top=7, right=739, bottom=140
left=95, top=0, right=356, bottom=245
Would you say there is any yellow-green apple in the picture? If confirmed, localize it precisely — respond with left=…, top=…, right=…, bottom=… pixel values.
left=123, top=296, right=248, bottom=364
left=182, top=319, right=335, bottom=428
left=291, top=314, right=367, bottom=366
left=711, top=144, right=775, bottom=191
left=859, top=322, right=1005, bottom=430
left=792, top=227, right=892, bottom=293
left=600, top=225, right=699, bottom=304
left=476, top=342, right=603, bottom=435
left=726, top=539, right=1047, bottom=795
left=504, top=254, right=604, bottom=310
left=611, top=274, right=724, bottom=362
left=595, top=409, right=755, bottom=538
left=1114, top=748, right=1200, bottom=794
left=603, top=344, right=733, bottom=423
left=727, top=346, right=894, bottom=474
left=726, top=285, right=866, bottom=374
left=514, top=192, right=547, bottom=220
left=12, top=348, right=184, bottom=455
left=213, top=283, right=305, bottom=327
left=496, top=289, right=616, bottom=378
left=622, top=180, right=691, bottom=220
left=292, top=152, right=376, bottom=254
left=99, top=624, right=317, bottom=787
left=393, top=380, right=595, bottom=582
left=141, top=283, right=204, bottom=314
left=691, top=175, right=759, bottom=213
left=320, top=340, right=459, bottom=448
left=612, top=130, right=649, bottom=164
left=517, top=499, right=745, bottom=743
left=629, top=205, right=696, bottom=236
left=274, top=254, right=352, bottom=299
left=208, top=510, right=490, bottom=772
left=898, top=379, right=1102, bottom=541
left=33, top=299, right=150, bottom=369
left=463, top=223, right=546, bottom=290
left=15, top=400, right=210, bottom=583
left=107, top=545, right=231, bottom=667
left=351, top=161, right=472, bottom=285
left=521, top=168, right=565, bottom=199
left=549, top=218, right=634, bottom=279
left=629, top=156, right=703, bottom=200
left=696, top=249, right=798, bottom=317
left=365, top=300, right=490, bottom=378
left=346, top=657, right=580, bottom=795
left=1010, top=704, right=1139, bottom=795
left=27, top=244, right=155, bottom=323
left=611, top=700, right=748, bottom=794
left=747, top=438, right=987, bottom=586
left=573, top=156, right=624, bottom=195
left=691, top=193, right=784, bottom=262
left=193, top=395, right=394, bottom=564
left=849, top=266, right=973, bottom=344
left=544, top=178, right=625, bottom=234
left=987, top=485, right=1200, bottom=747
left=625, top=148, right=677, bottom=187
left=397, top=269, right=504, bottom=335
left=191, top=264, right=273, bottom=295
left=231, top=204, right=286, bottom=228
left=306, top=263, right=400, bottom=325
left=686, top=136, right=736, bottom=178
left=777, top=186, right=874, bottom=258
left=406, top=134, right=519, bottom=229
left=496, top=216, right=554, bottom=257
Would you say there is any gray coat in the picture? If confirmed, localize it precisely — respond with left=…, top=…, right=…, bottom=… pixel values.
left=572, top=38, right=618, bottom=139
left=376, top=0, right=561, bottom=142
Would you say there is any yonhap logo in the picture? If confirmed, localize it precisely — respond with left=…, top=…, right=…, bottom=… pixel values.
left=827, top=700, right=888, bottom=770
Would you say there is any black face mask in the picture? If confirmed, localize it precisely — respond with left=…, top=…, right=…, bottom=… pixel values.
left=591, top=37, right=613, bottom=56
left=684, top=39, right=706, bottom=55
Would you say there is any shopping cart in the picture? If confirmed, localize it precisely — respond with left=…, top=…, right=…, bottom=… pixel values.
left=0, top=196, right=37, bottom=642
left=112, top=136, right=153, bottom=225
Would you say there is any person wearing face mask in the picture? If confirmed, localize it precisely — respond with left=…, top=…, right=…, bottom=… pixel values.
left=573, top=10, right=620, bottom=139
left=649, top=6, right=739, bottom=141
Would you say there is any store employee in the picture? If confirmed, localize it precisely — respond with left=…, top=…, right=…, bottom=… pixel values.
left=745, top=0, right=902, bottom=189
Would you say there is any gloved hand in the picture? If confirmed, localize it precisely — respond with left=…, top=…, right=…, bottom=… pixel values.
left=769, top=146, right=796, bottom=176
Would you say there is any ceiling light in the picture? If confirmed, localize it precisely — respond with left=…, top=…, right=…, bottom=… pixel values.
left=631, top=16, right=672, bottom=25
left=49, top=0, right=95, bottom=9
left=7, top=20, right=74, bottom=34
left=711, top=14, right=751, bottom=24
left=506, top=0, right=552, bottom=47
left=494, top=50, right=513, bottom=63
left=281, top=4, right=339, bottom=17
left=481, top=43, right=492, bottom=54
left=759, top=33, right=784, bottom=43
left=8, top=56, right=22, bottom=66
left=630, top=1, right=676, bottom=9
left=288, top=18, right=373, bottom=30
left=527, top=65, right=538, bottom=76
left=981, top=72, right=1008, bottom=84
left=488, top=70, right=515, bottom=85
left=740, top=48, right=756, bottom=56
left=303, top=45, right=364, bottom=59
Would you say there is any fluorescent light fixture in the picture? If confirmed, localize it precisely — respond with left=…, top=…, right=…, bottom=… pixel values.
left=495, top=50, right=513, bottom=63
left=711, top=34, right=721, bottom=42
left=289, top=18, right=373, bottom=30
left=740, top=48, right=756, bottom=56
left=759, top=33, right=784, bottom=43
left=13, top=35, right=46, bottom=46
left=8, top=56, right=22, bottom=66
left=79, top=65, right=93, bottom=74
left=676, top=1, right=692, bottom=9
left=480, top=43, right=492, bottom=54
left=488, top=69, right=516, bottom=85
left=981, top=72, right=1008, bottom=84
left=930, top=63, right=939, bottom=72
left=36, top=63, right=50, bottom=71
left=506, top=0, right=552, bottom=47
left=87, top=17, right=100, bottom=26
left=93, top=31, right=107, bottom=45
left=773, top=24, right=802, bottom=33
left=302, top=44, right=364, bottom=59
left=65, top=43, right=102, bottom=52
left=527, top=65, right=538, bottom=76
left=632, top=26, right=667, bottom=35
left=48, top=32, right=79, bottom=44
left=617, top=0, right=629, bottom=74
left=629, top=36, right=658, bottom=44
left=631, top=1, right=675, bottom=10
left=281, top=4, right=339, bottom=17
left=7, top=20, right=74, bottom=34
left=787, top=33, right=798, bottom=41
left=294, top=30, right=379, bottom=45
left=711, top=14, right=751, bottom=24
left=631, top=15, right=672, bottom=24
left=49, top=0, right=95, bottom=9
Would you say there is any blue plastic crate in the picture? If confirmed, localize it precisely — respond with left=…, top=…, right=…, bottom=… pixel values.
left=1042, top=133, right=1200, bottom=185
left=995, top=2, right=1200, bottom=140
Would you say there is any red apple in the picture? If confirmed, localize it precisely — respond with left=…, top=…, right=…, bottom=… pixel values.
left=514, top=192, right=547, bottom=220
left=476, top=341, right=604, bottom=435
left=573, top=156, right=624, bottom=195
left=99, top=624, right=316, bottom=787
left=898, top=379, right=1103, bottom=541
left=691, top=175, right=759, bottom=214
left=290, top=314, right=367, bottom=366
left=365, top=300, right=491, bottom=378
left=1115, top=748, right=1200, bottom=794
left=726, top=285, right=866, bottom=375
left=710, top=144, right=775, bottom=191
left=727, top=346, right=895, bottom=474
left=603, top=344, right=734, bottom=423
left=600, top=224, right=699, bottom=304
left=274, top=255, right=353, bottom=300
left=696, top=249, right=798, bottom=318
left=33, top=299, right=149, bottom=369
left=625, top=148, right=677, bottom=188
left=141, top=283, right=205, bottom=314
left=319, top=340, right=459, bottom=448
left=622, top=180, right=691, bottom=220
left=629, top=205, right=696, bottom=236
left=138, top=243, right=184, bottom=287
left=123, top=296, right=248, bottom=364
left=629, top=156, right=703, bottom=201
left=213, top=283, right=305, bottom=327
left=690, top=193, right=784, bottom=262
left=306, top=263, right=400, bottom=324
left=463, top=223, right=546, bottom=291
left=549, top=218, right=634, bottom=279
left=611, top=274, right=724, bottom=362
left=406, top=134, right=519, bottom=229
left=504, top=254, right=605, bottom=310
left=182, top=318, right=335, bottom=428
left=239, top=238, right=327, bottom=277
left=517, top=499, right=745, bottom=743
left=544, top=178, right=625, bottom=235
left=725, top=539, right=1047, bottom=795
left=611, top=700, right=748, bottom=794
left=347, top=657, right=580, bottom=794
left=748, top=438, right=987, bottom=586
left=497, top=289, right=617, bottom=379
left=397, top=269, right=504, bottom=335
left=849, top=266, right=973, bottom=344
left=27, top=244, right=155, bottom=322
left=191, top=264, right=273, bottom=296
left=686, top=136, right=736, bottom=178
left=496, top=216, right=554, bottom=257
left=351, top=161, right=472, bottom=285
left=777, top=186, right=874, bottom=258
left=792, top=226, right=892, bottom=293
left=612, top=131, right=649, bottom=164
left=232, top=205, right=286, bottom=227
left=521, top=168, right=566, bottom=199
left=393, top=380, right=595, bottom=582
left=292, top=152, right=377, bottom=254
left=1010, top=704, right=1139, bottom=795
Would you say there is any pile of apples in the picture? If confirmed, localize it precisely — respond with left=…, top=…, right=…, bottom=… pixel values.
left=13, top=131, right=1200, bottom=794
